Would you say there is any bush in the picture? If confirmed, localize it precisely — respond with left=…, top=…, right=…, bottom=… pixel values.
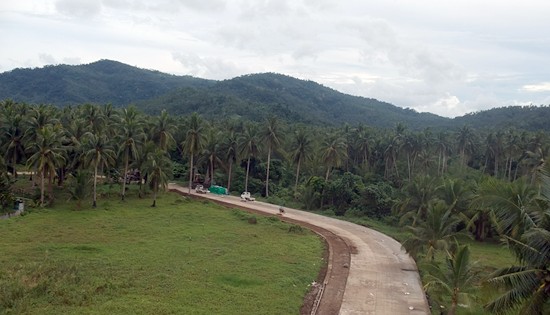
left=172, top=162, right=186, bottom=179
left=288, top=225, right=305, bottom=234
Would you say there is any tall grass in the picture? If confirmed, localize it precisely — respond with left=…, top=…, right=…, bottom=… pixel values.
left=0, top=194, right=323, bottom=314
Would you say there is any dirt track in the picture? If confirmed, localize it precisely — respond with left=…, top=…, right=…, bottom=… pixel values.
left=168, top=184, right=429, bottom=315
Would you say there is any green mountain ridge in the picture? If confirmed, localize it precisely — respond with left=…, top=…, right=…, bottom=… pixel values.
left=141, top=72, right=450, bottom=128
left=1, top=60, right=549, bottom=131
left=0, top=60, right=213, bottom=106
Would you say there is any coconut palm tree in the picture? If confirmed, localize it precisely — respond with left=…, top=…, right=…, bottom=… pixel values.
left=383, top=136, right=400, bottom=179
left=436, top=178, right=473, bottom=215
left=182, top=113, right=205, bottom=193
left=26, top=125, right=66, bottom=206
left=435, top=131, right=452, bottom=175
left=456, top=125, right=475, bottom=168
left=424, top=245, right=479, bottom=315
left=262, top=116, right=281, bottom=198
left=151, top=109, right=176, bottom=151
left=476, top=177, right=538, bottom=239
left=485, top=226, right=550, bottom=315
left=67, top=170, right=90, bottom=210
left=504, top=128, right=519, bottom=181
left=321, top=132, right=347, bottom=182
left=2, top=113, right=26, bottom=178
left=83, top=132, right=116, bottom=208
left=81, top=104, right=105, bottom=134
left=144, top=149, right=172, bottom=207
left=239, top=124, right=260, bottom=193
left=117, top=106, right=145, bottom=200
left=486, top=225, right=550, bottom=314
left=400, top=132, right=422, bottom=181
left=394, top=175, right=440, bottom=226
left=131, top=139, right=156, bottom=198
left=349, top=127, right=372, bottom=174
left=291, top=128, right=312, bottom=195
left=402, top=201, right=467, bottom=261
left=201, top=127, right=223, bottom=186
left=222, top=131, right=239, bottom=193
left=484, top=163, right=550, bottom=314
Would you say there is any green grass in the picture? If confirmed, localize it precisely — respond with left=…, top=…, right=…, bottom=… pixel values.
left=0, top=194, right=324, bottom=314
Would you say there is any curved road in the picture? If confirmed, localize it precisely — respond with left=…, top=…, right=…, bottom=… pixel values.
left=168, top=184, right=429, bottom=315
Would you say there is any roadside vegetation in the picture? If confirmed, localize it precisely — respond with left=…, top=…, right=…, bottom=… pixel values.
left=1, top=100, right=550, bottom=314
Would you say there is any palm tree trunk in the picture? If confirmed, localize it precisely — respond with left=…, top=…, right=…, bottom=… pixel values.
left=122, top=149, right=128, bottom=201
left=152, top=185, right=157, bottom=207
left=294, top=156, right=301, bottom=195
left=227, top=160, right=233, bottom=193
left=12, top=150, right=17, bottom=178
left=449, top=296, right=458, bottom=315
left=93, top=163, right=98, bottom=208
left=49, top=169, right=54, bottom=202
left=321, top=167, right=331, bottom=207
left=407, top=154, right=412, bottom=181
left=508, top=153, right=512, bottom=181
left=210, top=155, right=214, bottom=185
left=188, top=154, right=194, bottom=194
left=437, top=151, right=442, bottom=176
left=245, top=156, right=251, bottom=192
left=266, top=146, right=271, bottom=197
left=393, top=157, right=399, bottom=179
left=40, top=169, right=45, bottom=206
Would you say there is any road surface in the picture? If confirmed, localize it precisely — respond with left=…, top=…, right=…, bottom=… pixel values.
left=168, top=184, right=429, bottom=315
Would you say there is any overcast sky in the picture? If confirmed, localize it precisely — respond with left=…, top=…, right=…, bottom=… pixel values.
left=1, top=0, right=549, bottom=117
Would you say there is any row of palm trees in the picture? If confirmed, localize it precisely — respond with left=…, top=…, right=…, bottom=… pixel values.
left=2, top=101, right=550, bottom=208
left=1, top=102, right=173, bottom=207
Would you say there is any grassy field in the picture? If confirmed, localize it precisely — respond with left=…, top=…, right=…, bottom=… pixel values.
left=0, top=194, right=324, bottom=315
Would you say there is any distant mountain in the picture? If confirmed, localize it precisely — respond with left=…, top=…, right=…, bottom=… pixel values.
left=136, top=73, right=452, bottom=129
left=0, top=60, right=213, bottom=106
left=1, top=60, right=549, bottom=131
left=454, top=105, right=550, bottom=132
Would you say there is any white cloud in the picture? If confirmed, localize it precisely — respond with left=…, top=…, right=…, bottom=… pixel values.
left=38, top=53, right=56, bottom=64
left=522, top=82, right=550, bottom=92
left=1, top=0, right=550, bottom=118
left=55, top=0, right=101, bottom=18
left=422, top=94, right=461, bottom=118
left=171, top=52, right=244, bottom=79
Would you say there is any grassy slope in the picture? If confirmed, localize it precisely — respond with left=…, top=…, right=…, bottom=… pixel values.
left=0, top=194, right=323, bottom=315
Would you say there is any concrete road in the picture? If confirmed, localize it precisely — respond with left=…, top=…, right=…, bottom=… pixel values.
left=168, top=184, right=429, bottom=315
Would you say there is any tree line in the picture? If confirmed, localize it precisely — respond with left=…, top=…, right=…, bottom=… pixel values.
left=1, top=99, right=550, bottom=313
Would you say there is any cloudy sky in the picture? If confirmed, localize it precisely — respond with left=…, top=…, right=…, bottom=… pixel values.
left=1, top=0, right=549, bottom=117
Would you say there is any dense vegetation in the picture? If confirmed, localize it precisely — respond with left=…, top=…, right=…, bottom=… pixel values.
left=0, top=193, right=323, bottom=314
left=135, top=73, right=450, bottom=128
left=1, top=93, right=550, bottom=313
left=0, top=60, right=212, bottom=106
left=3, top=60, right=549, bottom=130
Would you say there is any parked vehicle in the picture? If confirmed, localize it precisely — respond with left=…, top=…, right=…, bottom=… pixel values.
left=195, top=185, right=208, bottom=194
left=240, top=192, right=255, bottom=201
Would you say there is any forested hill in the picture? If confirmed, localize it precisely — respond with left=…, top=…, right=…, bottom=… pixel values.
left=0, top=60, right=448, bottom=128
left=136, top=73, right=450, bottom=128
left=0, top=60, right=213, bottom=106
left=453, top=105, right=550, bottom=131
left=1, top=60, right=550, bottom=130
